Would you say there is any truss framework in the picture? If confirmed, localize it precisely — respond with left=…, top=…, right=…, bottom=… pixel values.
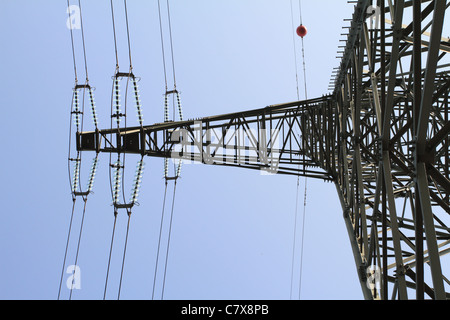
left=77, top=0, right=450, bottom=299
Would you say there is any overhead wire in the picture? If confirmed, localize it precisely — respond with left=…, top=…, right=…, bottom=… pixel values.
left=77, top=0, right=89, bottom=83
left=104, top=0, right=141, bottom=300
left=118, top=211, right=132, bottom=300
left=110, top=0, right=119, bottom=70
left=298, top=0, right=308, bottom=300
left=151, top=179, right=180, bottom=300
left=290, top=0, right=300, bottom=102
left=157, top=0, right=169, bottom=91
left=68, top=98, right=87, bottom=298
left=62, top=6, right=79, bottom=296
left=61, top=0, right=95, bottom=300
left=154, top=0, right=182, bottom=300
left=58, top=198, right=76, bottom=300
left=123, top=0, right=133, bottom=69
left=299, top=0, right=308, bottom=101
left=61, top=86, right=78, bottom=300
left=289, top=0, right=301, bottom=301
left=298, top=176, right=308, bottom=300
left=69, top=0, right=91, bottom=297
left=67, top=0, right=78, bottom=84
left=289, top=0, right=309, bottom=301
left=105, top=0, right=121, bottom=300
left=69, top=196, right=88, bottom=300
left=63, top=0, right=142, bottom=301
left=103, top=212, right=118, bottom=300
left=118, top=0, right=134, bottom=301
left=299, top=0, right=308, bottom=300
left=152, top=181, right=169, bottom=300
left=166, top=0, right=177, bottom=89
left=161, top=180, right=178, bottom=300
left=158, top=0, right=178, bottom=90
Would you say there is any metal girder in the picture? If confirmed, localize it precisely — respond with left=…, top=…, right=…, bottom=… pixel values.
left=77, top=0, right=450, bottom=300
left=330, top=0, right=450, bottom=300
left=78, top=97, right=336, bottom=181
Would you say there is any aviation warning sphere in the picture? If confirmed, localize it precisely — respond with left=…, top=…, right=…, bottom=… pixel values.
left=296, top=24, right=307, bottom=38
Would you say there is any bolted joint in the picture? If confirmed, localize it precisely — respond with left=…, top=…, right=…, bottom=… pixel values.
left=416, top=147, right=436, bottom=164
left=393, top=27, right=404, bottom=41
left=343, top=206, right=350, bottom=218
left=394, top=264, right=407, bottom=277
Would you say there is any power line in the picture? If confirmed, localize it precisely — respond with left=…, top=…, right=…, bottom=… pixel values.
left=77, top=0, right=89, bottom=82
left=69, top=197, right=88, bottom=300
left=66, top=0, right=78, bottom=84
left=123, top=0, right=133, bottom=69
left=166, top=0, right=177, bottom=88
left=110, top=0, right=119, bottom=70
left=103, top=212, right=118, bottom=300
left=298, top=176, right=307, bottom=300
left=289, top=0, right=309, bottom=301
left=103, top=1, right=142, bottom=299
left=161, top=180, right=178, bottom=299
left=290, top=0, right=300, bottom=102
left=152, top=181, right=169, bottom=300
left=157, top=0, right=168, bottom=90
left=289, top=0, right=300, bottom=300
left=57, top=198, right=76, bottom=300
left=118, top=212, right=132, bottom=300
left=158, top=0, right=178, bottom=90
left=298, top=0, right=308, bottom=300
left=62, top=0, right=96, bottom=300
left=290, top=172, right=301, bottom=300
left=155, top=0, right=183, bottom=300
left=60, top=86, right=79, bottom=300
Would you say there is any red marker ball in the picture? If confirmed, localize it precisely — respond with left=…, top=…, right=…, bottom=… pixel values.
left=296, top=24, right=307, bottom=38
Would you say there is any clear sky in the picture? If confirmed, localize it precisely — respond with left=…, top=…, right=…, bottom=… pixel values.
left=0, top=0, right=364, bottom=300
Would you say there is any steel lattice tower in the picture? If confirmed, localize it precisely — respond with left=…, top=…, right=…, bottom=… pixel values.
left=77, top=0, right=450, bottom=300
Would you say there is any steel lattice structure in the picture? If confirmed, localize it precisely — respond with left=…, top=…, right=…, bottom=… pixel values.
left=77, top=0, right=450, bottom=300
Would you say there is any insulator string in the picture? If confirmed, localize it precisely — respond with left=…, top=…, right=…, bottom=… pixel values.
left=63, top=0, right=97, bottom=301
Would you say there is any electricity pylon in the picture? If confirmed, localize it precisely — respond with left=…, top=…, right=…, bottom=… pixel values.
left=77, top=0, right=450, bottom=300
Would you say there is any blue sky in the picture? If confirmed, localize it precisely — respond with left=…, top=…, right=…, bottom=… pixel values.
left=0, top=1, right=363, bottom=300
